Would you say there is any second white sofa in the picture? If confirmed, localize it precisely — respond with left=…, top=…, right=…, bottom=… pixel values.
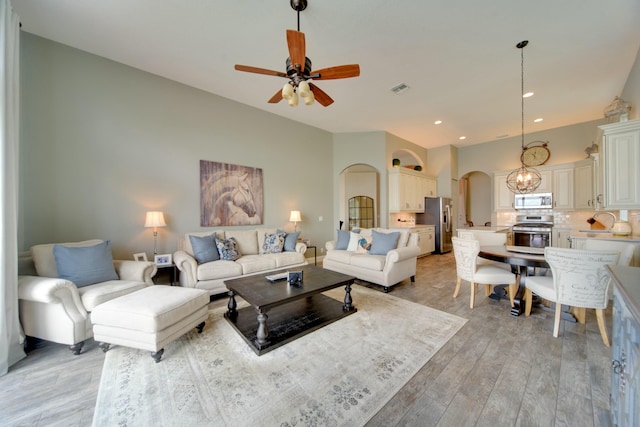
left=174, top=228, right=308, bottom=296
left=323, top=228, right=420, bottom=292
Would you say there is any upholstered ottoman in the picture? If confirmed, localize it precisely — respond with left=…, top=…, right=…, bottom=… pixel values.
left=91, top=286, right=209, bottom=362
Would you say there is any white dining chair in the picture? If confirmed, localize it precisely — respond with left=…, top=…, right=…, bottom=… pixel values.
left=524, top=247, right=619, bottom=345
left=457, top=231, right=511, bottom=271
left=452, top=237, right=517, bottom=308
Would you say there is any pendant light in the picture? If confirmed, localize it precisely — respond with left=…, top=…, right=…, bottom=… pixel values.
left=506, top=40, right=542, bottom=194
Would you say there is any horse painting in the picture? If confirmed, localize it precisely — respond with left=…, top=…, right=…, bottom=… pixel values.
left=200, top=160, right=263, bottom=226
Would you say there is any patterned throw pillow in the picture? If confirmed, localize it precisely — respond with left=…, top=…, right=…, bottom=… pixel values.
left=356, top=235, right=373, bottom=254
left=215, top=237, right=241, bottom=261
left=262, top=232, right=285, bottom=254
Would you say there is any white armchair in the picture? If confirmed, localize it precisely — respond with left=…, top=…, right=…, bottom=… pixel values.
left=18, top=240, right=157, bottom=355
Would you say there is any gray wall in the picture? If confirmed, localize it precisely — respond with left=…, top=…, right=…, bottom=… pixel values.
left=457, top=119, right=606, bottom=179
left=19, top=33, right=334, bottom=259
left=622, top=43, right=640, bottom=120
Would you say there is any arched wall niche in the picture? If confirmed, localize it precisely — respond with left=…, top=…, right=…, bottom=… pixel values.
left=458, top=170, right=492, bottom=228
left=391, top=149, right=423, bottom=170
left=338, top=164, right=380, bottom=230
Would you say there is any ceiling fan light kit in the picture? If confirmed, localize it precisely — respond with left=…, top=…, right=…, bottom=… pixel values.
left=234, top=0, right=360, bottom=107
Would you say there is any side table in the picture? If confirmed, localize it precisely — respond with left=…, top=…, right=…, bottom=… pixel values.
left=306, top=245, right=317, bottom=265
left=154, top=263, right=178, bottom=286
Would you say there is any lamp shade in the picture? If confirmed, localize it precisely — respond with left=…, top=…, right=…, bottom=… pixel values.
left=282, top=82, right=294, bottom=100
left=144, top=211, right=166, bottom=228
left=289, top=210, right=301, bottom=222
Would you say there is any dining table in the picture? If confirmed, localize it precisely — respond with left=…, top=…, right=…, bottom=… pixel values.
left=478, top=245, right=549, bottom=316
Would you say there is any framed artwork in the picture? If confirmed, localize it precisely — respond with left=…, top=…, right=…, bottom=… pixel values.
left=154, top=254, right=172, bottom=266
left=200, top=160, right=263, bottom=226
left=133, top=252, right=148, bottom=261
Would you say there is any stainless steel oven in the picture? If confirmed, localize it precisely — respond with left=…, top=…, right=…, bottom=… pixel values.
left=512, top=214, right=554, bottom=248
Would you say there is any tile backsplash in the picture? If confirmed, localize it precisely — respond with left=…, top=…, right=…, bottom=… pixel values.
left=496, top=209, right=640, bottom=230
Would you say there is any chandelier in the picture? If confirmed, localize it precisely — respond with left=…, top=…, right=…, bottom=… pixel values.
left=506, top=40, right=542, bottom=194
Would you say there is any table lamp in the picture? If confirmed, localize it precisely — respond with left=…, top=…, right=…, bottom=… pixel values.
left=289, top=210, right=301, bottom=232
left=145, top=211, right=166, bottom=255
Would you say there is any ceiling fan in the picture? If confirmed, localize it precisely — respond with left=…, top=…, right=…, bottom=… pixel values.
left=234, top=0, right=360, bottom=107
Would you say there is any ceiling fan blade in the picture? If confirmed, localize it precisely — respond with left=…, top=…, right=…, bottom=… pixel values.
left=309, top=83, right=334, bottom=107
left=268, top=89, right=283, bottom=104
left=311, top=64, right=360, bottom=80
left=286, top=29, right=306, bottom=73
left=235, top=64, right=288, bottom=78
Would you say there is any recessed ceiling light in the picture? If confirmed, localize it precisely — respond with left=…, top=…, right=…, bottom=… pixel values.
left=523, top=92, right=534, bottom=98
left=534, top=118, right=543, bottom=122
left=434, top=120, right=442, bottom=125
left=459, top=136, right=466, bottom=140
left=390, top=83, right=409, bottom=94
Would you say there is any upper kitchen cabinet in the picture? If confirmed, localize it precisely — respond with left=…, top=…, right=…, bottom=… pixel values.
left=389, top=167, right=437, bottom=212
left=493, top=171, right=514, bottom=210
left=574, top=155, right=599, bottom=210
left=552, top=167, right=574, bottom=210
left=599, top=119, right=640, bottom=209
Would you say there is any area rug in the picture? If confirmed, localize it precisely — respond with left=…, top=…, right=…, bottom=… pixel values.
left=92, top=285, right=466, bottom=427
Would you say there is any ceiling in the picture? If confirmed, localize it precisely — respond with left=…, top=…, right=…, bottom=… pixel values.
left=12, top=0, right=640, bottom=149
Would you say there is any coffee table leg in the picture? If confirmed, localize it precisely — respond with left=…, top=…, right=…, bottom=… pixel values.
left=227, top=291, right=237, bottom=319
left=256, top=311, right=269, bottom=347
left=343, top=282, right=354, bottom=311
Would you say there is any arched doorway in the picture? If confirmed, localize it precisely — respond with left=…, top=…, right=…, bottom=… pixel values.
left=339, top=164, right=379, bottom=230
left=459, top=171, right=491, bottom=227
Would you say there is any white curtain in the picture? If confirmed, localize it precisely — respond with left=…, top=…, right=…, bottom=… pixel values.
left=0, top=0, right=25, bottom=375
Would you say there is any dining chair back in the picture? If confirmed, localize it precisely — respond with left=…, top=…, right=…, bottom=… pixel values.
left=526, top=247, right=619, bottom=345
left=457, top=231, right=510, bottom=271
left=452, top=237, right=517, bottom=308
left=583, top=239, right=636, bottom=301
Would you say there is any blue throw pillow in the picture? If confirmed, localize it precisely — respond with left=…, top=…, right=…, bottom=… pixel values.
left=263, top=232, right=286, bottom=253
left=189, top=234, right=219, bottom=263
left=215, top=237, right=241, bottom=261
left=284, top=231, right=300, bottom=252
left=335, top=230, right=350, bottom=250
left=53, top=240, right=119, bottom=287
left=369, top=230, right=400, bottom=255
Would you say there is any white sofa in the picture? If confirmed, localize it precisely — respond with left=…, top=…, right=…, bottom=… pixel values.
left=17, top=239, right=157, bottom=355
left=173, top=228, right=308, bottom=296
left=323, top=228, right=420, bottom=292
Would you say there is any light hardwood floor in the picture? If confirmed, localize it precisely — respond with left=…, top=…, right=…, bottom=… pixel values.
left=1, top=253, right=613, bottom=427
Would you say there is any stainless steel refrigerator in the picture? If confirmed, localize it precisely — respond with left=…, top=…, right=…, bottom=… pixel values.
left=416, top=197, right=453, bottom=254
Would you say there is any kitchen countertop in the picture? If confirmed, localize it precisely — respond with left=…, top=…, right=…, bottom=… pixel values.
left=607, top=265, right=640, bottom=322
left=394, top=224, right=435, bottom=230
left=459, top=226, right=510, bottom=233
left=570, top=231, right=640, bottom=242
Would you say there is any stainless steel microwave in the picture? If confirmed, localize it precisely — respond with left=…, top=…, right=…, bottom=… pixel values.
left=514, top=193, right=553, bottom=210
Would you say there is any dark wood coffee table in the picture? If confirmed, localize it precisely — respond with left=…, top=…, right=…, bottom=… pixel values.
left=223, top=265, right=356, bottom=355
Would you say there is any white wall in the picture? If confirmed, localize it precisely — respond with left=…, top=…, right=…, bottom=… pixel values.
left=622, top=44, right=640, bottom=120
left=19, top=33, right=335, bottom=259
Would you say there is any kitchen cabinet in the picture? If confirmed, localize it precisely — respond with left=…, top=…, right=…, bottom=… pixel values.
left=424, top=176, right=437, bottom=198
left=609, top=265, right=640, bottom=427
left=552, top=167, right=574, bottom=209
left=552, top=229, right=572, bottom=248
left=413, top=226, right=435, bottom=256
left=493, top=172, right=514, bottom=210
left=389, top=168, right=436, bottom=212
left=599, top=119, right=640, bottom=209
left=574, top=157, right=596, bottom=209
left=536, top=169, right=553, bottom=194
